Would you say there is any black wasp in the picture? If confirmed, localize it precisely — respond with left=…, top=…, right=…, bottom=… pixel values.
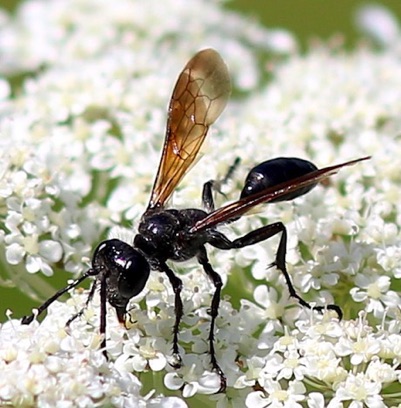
left=22, top=49, right=369, bottom=392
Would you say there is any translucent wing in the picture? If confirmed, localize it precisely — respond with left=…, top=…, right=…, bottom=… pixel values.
left=148, top=49, right=231, bottom=209
left=190, top=156, right=370, bottom=233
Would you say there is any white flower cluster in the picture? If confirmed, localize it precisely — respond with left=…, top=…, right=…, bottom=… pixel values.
left=243, top=312, right=401, bottom=408
left=0, top=304, right=187, bottom=407
left=0, top=0, right=401, bottom=406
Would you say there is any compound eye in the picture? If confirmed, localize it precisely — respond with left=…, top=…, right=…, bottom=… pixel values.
left=118, top=249, right=150, bottom=299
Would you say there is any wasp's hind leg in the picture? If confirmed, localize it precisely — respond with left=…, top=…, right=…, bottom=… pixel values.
left=208, top=223, right=342, bottom=319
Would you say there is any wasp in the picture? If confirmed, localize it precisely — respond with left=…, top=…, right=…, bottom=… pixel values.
left=22, top=49, right=369, bottom=392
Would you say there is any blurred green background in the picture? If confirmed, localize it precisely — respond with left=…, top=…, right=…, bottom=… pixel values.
left=1, top=0, right=401, bottom=321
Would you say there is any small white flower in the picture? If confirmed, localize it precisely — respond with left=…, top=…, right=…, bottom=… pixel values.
left=376, top=245, right=401, bottom=278
left=272, top=327, right=299, bottom=353
left=277, top=349, right=303, bottom=381
left=164, top=362, right=221, bottom=397
left=246, top=379, right=306, bottom=408
left=333, top=373, right=385, bottom=407
left=253, top=285, right=287, bottom=320
left=335, top=333, right=381, bottom=366
left=299, top=337, right=345, bottom=383
left=350, top=274, right=401, bottom=318
left=365, top=358, right=397, bottom=384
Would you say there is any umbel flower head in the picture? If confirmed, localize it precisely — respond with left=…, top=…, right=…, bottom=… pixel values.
left=1, top=0, right=401, bottom=406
